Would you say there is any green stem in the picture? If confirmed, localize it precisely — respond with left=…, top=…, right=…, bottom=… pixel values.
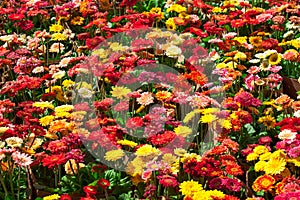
left=17, top=167, right=21, bottom=200
left=0, top=171, right=9, bottom=198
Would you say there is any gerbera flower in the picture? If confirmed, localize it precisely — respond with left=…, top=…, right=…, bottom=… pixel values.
left=165, top=18, right=176, bottom=31
left=165, top=45, right=182, bottom=58
left=126, top=117, right=144, bottom=129
left=158, top=175, right=178, bottom=187
left=225, top=162, right=243, bottom=176
left=49, top=43, right=65, bottom=53
left=278, top=129, right=297, bottom=141
left=33, top=101, right=54, bottom=110
left=166, top=4, right=187, bottom=13
left=253, top=145, right=269, bottom=155
left=71, top=16, right=84, bottom=25
left=265, top=158, right=286, bottom=175
left=259, top=136, right=272, bottom=145
left=249, top=36, right=262, bottom=48
left=111, top=86, right=131, bottom=99
left=42, top=154, right=67, bottom=168
left=252, top=175, right=275, bottom=192
left=258, top=115, right=276, bottom=130
left=117, top=140, right=137, bottom=148
left=43, top=194, right=60, bottom=200
left=104, top=149, right=124, bottom=161
left=259, top=152, right=272, bottom=161
left=174, top=125, right=192, bottom=137
left=135, top=144, right=160, bottom=157
left=255, top=160, right=267, bottom=172
left=51, top=33, right=68, bottom=41
left=12, top=151, right=33, bottom=167
left=5, top=137, right=23, bottom=148
left=268, top=53, right=282, bottom=65
left=246, top=152, right=259, bottom=162
left=83, top=186, right=97, bottom=196
left=8, top=14, right=25, bottom=21
left=137, top=92, right=154, bottom=106
left=60, top=194, right=72, bottom=200
left=49, top=24, right=64, bottom=33
left=200, top=114, right=217, bottom=123
left=98, top=178, right=110, bottom=189
left=179, top=180, right=203, bottom=197
left=64, top=159, right=85, bottom=175
left=283, top=49, right=299, bottom=61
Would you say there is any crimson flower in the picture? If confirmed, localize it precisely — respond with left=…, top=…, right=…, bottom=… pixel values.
left=83, top=186, right=97, bottom=196
left=60, top=194, right=72, bottom=200
left=97, top=178, right=110, bottom=189
left=8, top=14, right=25, bottom=20
left=42, top=154, right=67, bottom=168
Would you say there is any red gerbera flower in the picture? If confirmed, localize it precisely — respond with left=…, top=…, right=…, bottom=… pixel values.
left=8, top=13, right=25, bottom=21
left=60, top=194, right=72, bottom=200
left=225, top=162, right=244, bottom=176
left=42, top=154, right=67, bottom=168
left=126, top=117, right=144, bottom=129
left=231, top=19, right=245, bottom=28
left=86, top=36, right=105, bottom=50
left=83, top=186, right=97, bottom=196
left=97, top=178, right=110, bottom=189
left=157, top=175, right=178, bottom=187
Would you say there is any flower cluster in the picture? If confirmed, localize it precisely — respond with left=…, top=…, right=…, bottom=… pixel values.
left=0, top=0, right=299, bottom=199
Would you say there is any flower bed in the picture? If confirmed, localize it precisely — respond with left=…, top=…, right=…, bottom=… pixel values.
left=0, top=0, right=299, bottom=200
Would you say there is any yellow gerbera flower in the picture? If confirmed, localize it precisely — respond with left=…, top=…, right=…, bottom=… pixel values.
left=110, top=86, right=131, bottom=99
left=166, top=18, right=176, bottom=31
left=39, top=115, right=55, bottom=126
left=104, top=149, right=125, bottom=161
left=166, top=4, right=187, bottom=13
left=117, top=139, right=137, bottom=148
left=49, top=24, right=63, bottom=33
left=51, top=33, right=68, bottom=41
left=135, top=144, right=160, bottom=157
left=43, top=194, right=60, bottom=200
left=174, top=125, right=192, bottom=137
left=33, top=101, right=54, bottom=110
left=253, top=145, right=269, bottom=155
left=254, top=160, right=267, bottom=172
left=268, top=53, right=282, bottom=65
left=264, top=158, right=286, bottom=175
left=246, top=152, right=259, bottom=162
left=200, top=114, right=217, bottom=123
left=179, top=180, right=203, bottom=197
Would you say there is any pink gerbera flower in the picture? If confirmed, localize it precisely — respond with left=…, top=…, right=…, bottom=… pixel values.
left=12, top=151, right=33, bottom=167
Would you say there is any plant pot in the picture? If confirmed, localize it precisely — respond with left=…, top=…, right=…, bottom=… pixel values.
left=282, top=76, right=300, bottom=99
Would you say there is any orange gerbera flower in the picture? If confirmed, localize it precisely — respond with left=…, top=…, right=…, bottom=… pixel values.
left=249, top=36, right=262, bottom=48
left=185, top=71, right=208, bottom=86
left=225, top=162, right=243, bottom=176
left=155, top=91, right=172, bottom=101
left=275, top=94, right=293, bottom=109
left=252, top=175, right=275, bottom=192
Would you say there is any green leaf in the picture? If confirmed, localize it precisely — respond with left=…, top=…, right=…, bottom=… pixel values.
left=244, top=123, right=256, bottom=134
left=201, top=36, right=211, bottom=43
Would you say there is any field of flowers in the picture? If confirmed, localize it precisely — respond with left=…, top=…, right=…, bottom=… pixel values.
left=0, top=0, right=299, bottom=199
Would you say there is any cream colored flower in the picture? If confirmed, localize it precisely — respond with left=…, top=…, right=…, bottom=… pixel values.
left=137, top=92, right=154, bottom=106
left=78, top=88, right=93, bottom=99
left=165, top=45, right=182, bottom=58
left=5, top=137, right=23, bottom=148
left=65, top=159, right=85, bottom=175
left=52, top=70, right=66, bottom=79
left=104, top=149, right=125, bottom=161
left=32, top=66, right=45, bottom=74
left=278, top=129, right=297, bottom=141
left=49, top=43, right=65, bottom=53
left=0, top=127, right=9, bottom=135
